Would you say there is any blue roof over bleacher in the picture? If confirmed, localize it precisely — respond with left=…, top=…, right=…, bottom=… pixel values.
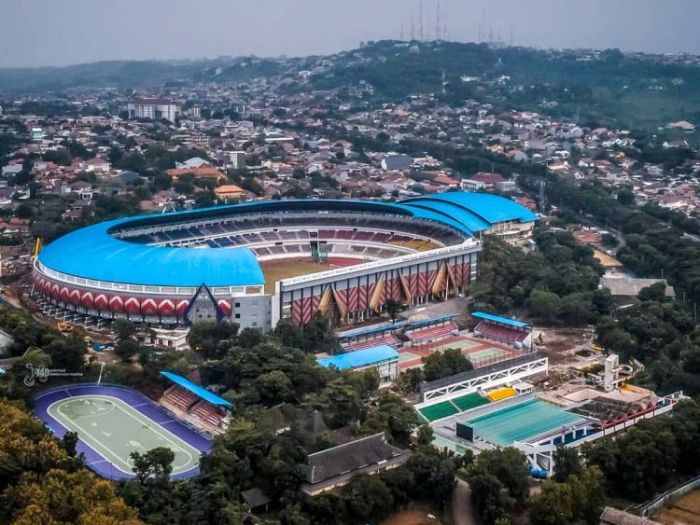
left=472, top=311, right=529, bottom=329
left=402, top=192, right=538, bottom=229
left=335, top=320, right=407, bottom=340
left=407, top=314, right=460, bottom=330
left=317, top=345, right=399, bottom=370
left=160, top=371, right=233, bottom=408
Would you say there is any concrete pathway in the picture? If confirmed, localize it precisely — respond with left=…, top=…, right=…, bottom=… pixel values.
left=452, top=478, right=477, bottom=525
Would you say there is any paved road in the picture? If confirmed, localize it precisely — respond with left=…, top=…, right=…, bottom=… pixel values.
left=452, top=478, right=477, bottom=525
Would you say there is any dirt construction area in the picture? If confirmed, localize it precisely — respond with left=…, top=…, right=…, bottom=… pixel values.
left=655, top=489, right=700, bottom=525
left=380, top=509, right=443, bottom=525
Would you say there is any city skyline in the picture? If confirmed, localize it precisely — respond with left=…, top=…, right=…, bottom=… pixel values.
left=3, top=0, right=700, bottom=68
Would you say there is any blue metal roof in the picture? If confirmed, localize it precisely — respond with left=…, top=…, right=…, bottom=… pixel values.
left=335, top=321, right=407, bottom=340
left=317, top=345, right=399, bottom=370
left=37, top=193, right=536, bottom=289
left=472, top=311, right=529, bottom=328
left=160, top=371, right=233, bottom=407
left=38, top=215, right=265, bottom=288
left=407, top=313, right=460, bottom=330
left=402, top=192, right=538, bottom=231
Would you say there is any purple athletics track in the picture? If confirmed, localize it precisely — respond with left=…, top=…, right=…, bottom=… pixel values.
left=33, top=383, right=213, bottom=481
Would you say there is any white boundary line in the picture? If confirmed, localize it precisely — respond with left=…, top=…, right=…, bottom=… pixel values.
left=48, top=394, right=198, bottom=475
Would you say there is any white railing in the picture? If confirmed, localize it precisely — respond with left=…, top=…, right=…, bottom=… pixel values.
left=279, top=240, right=480, bottom=287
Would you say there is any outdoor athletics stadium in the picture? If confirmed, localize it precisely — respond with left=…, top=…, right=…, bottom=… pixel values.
left=32, top=192, right=536, bottom=330
left=33, top=382, right=219, bottom=480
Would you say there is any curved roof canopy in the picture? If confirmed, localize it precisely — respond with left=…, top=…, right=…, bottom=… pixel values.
left=37, top=193, right=536, bottom=288
left=402, top=192, right=538, bottom=232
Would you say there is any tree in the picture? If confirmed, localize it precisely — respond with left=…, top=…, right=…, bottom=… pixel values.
left=422, top=348, right=473, bottom=382
left=569, top=466, right=606, bottom=524
left=398, top=367, right=424, bottom=394
left=529, top=289, right=562, bottom=322
left=311, top=377, right=365, bottom=427
left=61, top=431, right=79, bottom=458
left=469, top=472, right=515, bottom=524
left=638, top=282, right=668, bottom=302
left=400, top=449, right=456, bottom=508
left=601, top=233, right=618, bottom=247
left=15, top=203, right=34, bottom=220
left=362, top=393, right=420, bottom=446
left=0, top=399, right=141, bottom=524
left=468, top=447, right=530, bottom=523
left=130, top=447, right=175, bottom=485
left=43, top=331, right=86, bottom=371
left=530, top=480, right=574, bottom=525
left=416, top=424, right=434, bottom=446
left=254, top=370, right=294, bottom=406
left=8, top=469, right=142, bottom=525
left=341, top=474, right=394, bottom=523
left=385, top=299, right=402, bottom=324
left=115, top=338, right=140, bottom=362
left=552, top=445, right=582, bottom=482
left=121, top=447, right=176, bottom=519
left=616, top=188, right=635, bottom=206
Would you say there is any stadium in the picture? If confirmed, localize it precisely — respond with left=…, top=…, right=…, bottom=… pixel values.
left=32, top=192, right=537, bottom=331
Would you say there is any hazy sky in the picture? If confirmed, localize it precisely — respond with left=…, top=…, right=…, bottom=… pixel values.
left=3, top=0, right=700, bottom=68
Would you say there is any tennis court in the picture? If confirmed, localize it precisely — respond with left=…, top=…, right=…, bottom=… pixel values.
left=433, top=338, right=481, bottom=351
left=398, top=350, right=420, bottom=363
left=34, top=384, right=212, bottom=480
left=465, top=346, right=513, bottom=363
left=464, top=398, right=582, bottom=446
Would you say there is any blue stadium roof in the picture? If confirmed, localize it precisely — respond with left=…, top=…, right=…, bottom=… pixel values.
left=38, top=215, right=265, bottom=288
left=472, top=311, right=529, bottom=328
left=317, top=345, right=399, bottom=370
left=37, top=193, right=536, bottom=288
left=402, top=192, right=538, bottom=233
left=160, top=371, right=233, bottom=407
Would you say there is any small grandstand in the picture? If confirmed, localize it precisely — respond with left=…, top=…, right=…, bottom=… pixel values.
left=472, top=311, right=532, bottom=350
left=159, top=371, right=232, bottom=435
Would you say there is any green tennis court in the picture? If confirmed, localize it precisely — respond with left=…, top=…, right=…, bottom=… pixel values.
left=48, top=395, right=201, bottom=476
left=434, top=339, right=480, bottom=351
left=465, top=347, right=512, bottom=362
left=398, top=351, right=420, bottom=363
left=465, top=399, right=582, bottom=446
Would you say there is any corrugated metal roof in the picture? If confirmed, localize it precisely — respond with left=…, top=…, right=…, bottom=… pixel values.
left=472, top=311, right=529, bottom=328
left=317, top=345, right=399, bottom=370
left=37, top=193, right=536, bottom=289
left=38, top=216, right=264, bottom=287
left=402, top=192, right=538, bottom=230
left=160, top=371, right=233, bottom=407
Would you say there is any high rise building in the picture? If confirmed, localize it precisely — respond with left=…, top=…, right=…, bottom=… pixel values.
left=127, top=98, right=180, bottom=122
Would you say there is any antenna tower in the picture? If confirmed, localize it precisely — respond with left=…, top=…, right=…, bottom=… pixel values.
left=436, top=1, right=441, bottom=40
left=419, top=1, right=424, bottom=41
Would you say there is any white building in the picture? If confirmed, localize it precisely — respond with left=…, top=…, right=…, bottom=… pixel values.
left=228, top=151, right=247, bottom=170
left=127, top=98, right=181, bottom=122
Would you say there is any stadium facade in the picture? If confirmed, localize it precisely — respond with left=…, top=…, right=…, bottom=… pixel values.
left=32, top=192, right=536, bottom=331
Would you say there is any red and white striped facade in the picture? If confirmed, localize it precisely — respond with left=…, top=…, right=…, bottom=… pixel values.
left=274, top=242, right=480, bottom=327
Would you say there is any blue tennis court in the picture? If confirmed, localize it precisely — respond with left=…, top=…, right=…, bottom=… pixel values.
left=465, top=398, right=582, bottom=446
